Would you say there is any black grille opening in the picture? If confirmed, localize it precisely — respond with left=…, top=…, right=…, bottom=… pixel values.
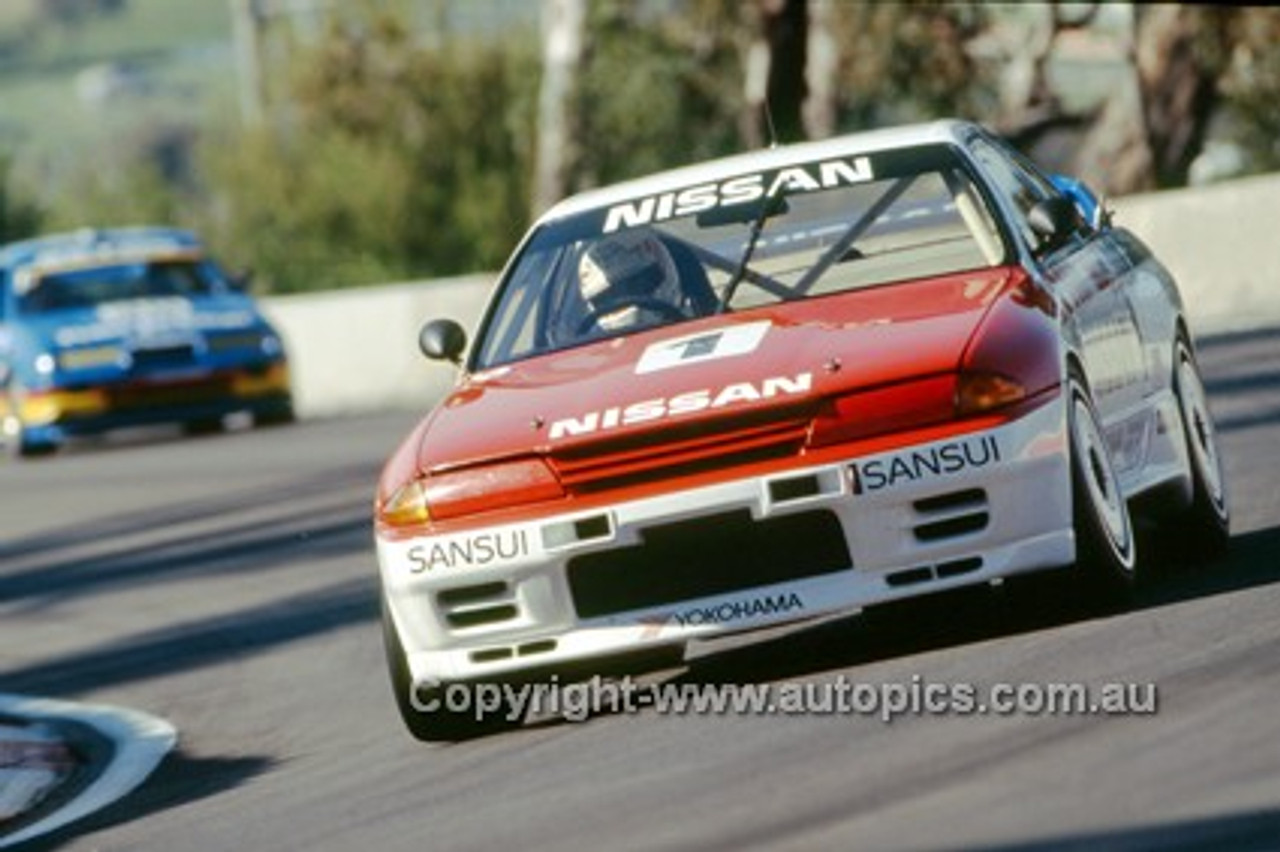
left=445, top=605, right=519, bottom=629
left=769, top=474, right=821, bottom=503
left=567, top=509, right=851, bottom=619
left=914, top=513, right=989, bottom=542
left=470, top=647, right=513, bottom=663
left=886, top=566, right=933, bottom=587
left=437, top=582, right=508, bottom=607
left=913, top=489, right=986, bottom=514
left=936, top=557, right=983, bottom=579
left=574, top=515, right=611, bottom=540
left=132, top=345, right=197, bottom=371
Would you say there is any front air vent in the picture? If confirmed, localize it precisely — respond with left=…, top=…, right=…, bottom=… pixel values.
left=470, top=647, right=514, bottom=663
left=438, top=582, right=508, bottom=607
left=518, top=640, right=557, bottom=657
left=911, top=488, right=989, bottom=543
left=886, top=566, right=933, bottom=588
left=131, top=345, right=197, bottom=371
left=883, top=557, right=985, bottom=589
left=445, top=605, right=519, bottom=629
left=568, top=509, right=851, bottom=619
left=914, top=514, right=989, bottom=542
left=437, top=582, right=519, bottom=631
left=936, top=557, right=984, bottom=579
left=913, top=489, right=985, bottom=514
left=469, top=639, right=558, bottom=665
left=768, top=474, right=821, bottom=504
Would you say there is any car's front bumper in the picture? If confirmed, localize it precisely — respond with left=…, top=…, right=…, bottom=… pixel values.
left=377, top=394, right=1074, bottom=688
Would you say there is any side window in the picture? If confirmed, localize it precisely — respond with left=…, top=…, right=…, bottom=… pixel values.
left=970, top=138, right=1058, bottom=253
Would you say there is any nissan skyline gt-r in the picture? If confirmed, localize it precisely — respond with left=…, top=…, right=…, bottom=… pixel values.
left=375, top=119, right=1229, bottom=740
left=0, top=227, right=294, bottom=456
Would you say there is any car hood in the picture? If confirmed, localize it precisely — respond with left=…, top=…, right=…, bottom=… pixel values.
left=415, top=267, right=1017, bottom=474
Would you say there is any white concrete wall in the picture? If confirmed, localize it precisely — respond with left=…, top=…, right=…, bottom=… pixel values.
left=259, top=273, right=495, bottom=418
left=264, top=173, right=1280, bottom=419
left=1113, top=172, right=1280, bottom=332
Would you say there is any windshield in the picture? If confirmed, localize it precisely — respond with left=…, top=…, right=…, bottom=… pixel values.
left=16, top=259, right=224, bottom=315
left=473, top=143, right=1005, bottom=370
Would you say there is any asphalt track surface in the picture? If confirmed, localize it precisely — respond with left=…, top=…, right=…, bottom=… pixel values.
left=3, top=323, right=1280, bottom=852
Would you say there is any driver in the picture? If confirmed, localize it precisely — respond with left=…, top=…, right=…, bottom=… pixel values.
left=577, top=229, right=685, bottom=335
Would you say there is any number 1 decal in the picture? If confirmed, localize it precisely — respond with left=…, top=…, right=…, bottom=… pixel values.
left=635, top=320, right=771, bottom=375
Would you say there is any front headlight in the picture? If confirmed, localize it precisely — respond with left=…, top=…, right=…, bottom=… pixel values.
left=379, top=458, right=564, bottom=528
left=954, top=370, right=1027, bottom=417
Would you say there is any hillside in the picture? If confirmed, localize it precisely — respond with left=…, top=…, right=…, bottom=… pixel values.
left=0, top=0, right=233, bottom=183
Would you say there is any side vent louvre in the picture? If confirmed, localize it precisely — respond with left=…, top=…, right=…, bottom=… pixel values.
left=884, top=557, right=984, bottom=589
left=911, top=488, right=989, bottom=543
left=437, top=583, right=519, bottom=630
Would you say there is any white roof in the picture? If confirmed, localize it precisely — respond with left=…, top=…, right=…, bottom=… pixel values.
left=537, top=119, right=978, bottom=224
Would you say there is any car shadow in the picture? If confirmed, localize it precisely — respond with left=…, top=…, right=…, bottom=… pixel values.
left=935, top=803, right=1280, bottom=852
left=8, top=750, right=275, bottom=852
left=1, top=575, right=378, bottom=697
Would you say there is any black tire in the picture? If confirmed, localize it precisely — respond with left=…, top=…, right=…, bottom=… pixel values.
left=254, top=404, right=296, bottom=428
left=183, top=417, right=226, bottom=436
left=3, top=396, right=59, bottom=457
left=1067, top=371, right=1137, bottom=605
left=4, top=419, right=59, bottom=459
left=380, top=597, right=521, bottom=743
left=1170, top=335, right=1230, bottom=561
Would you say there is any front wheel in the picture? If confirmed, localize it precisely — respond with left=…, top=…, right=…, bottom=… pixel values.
left=1067, top=372, right=1137, bottom=604
left=380, top=598, right=521, bottom=743
left=3, top=413, right=60, bottom=459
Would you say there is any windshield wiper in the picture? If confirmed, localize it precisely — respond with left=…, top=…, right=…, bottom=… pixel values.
left=716, top=191, right=788, bottom=314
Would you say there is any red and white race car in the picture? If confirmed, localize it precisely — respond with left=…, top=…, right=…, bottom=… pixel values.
left=374, top=119, right=1228, bottom=739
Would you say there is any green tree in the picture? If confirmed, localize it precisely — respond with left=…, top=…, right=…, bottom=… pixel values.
left=0, top=153, right=44, bottom=244
left=1222, top=8, right=1280, bottom=173
left=826, top=2, right=992, bottom=132
left=569, top=0, right=743, bottom=191
left=198, top=6, right=539, bottom=293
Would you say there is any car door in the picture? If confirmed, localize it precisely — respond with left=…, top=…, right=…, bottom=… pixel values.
left=967, top=135, right=1154, bottom=479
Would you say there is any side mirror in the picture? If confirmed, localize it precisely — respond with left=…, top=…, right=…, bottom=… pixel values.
left=1049, top=174, right=1108, bottom=230
left=419, top=318, right=467, bottom=364
left=1028, top=196, right=1081, bottom=252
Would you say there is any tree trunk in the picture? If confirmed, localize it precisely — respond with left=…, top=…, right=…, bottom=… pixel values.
left=1134, top=4, right=1230, bottom=188
left=741, top=0, right=808, bottom=148
left=802, top=0, right=838, bottom=140
left=532, top=0, right=586, bottom=216
left=1075, top=4, right=1231, bottom=195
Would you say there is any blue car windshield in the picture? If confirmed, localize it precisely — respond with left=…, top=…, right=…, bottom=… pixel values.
left=17, top=260, right=220, bottom=314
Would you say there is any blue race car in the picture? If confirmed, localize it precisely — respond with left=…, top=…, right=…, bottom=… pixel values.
left=0, top=227, right=294, bottom=457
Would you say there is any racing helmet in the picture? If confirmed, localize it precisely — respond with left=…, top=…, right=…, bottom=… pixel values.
left=577, top=230, right=683, bottom=333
